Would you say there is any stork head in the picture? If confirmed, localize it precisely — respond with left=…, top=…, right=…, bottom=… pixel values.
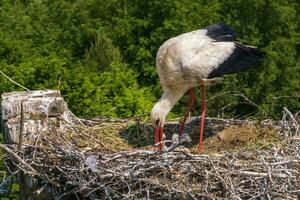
left=151, top=101, right=168, bottom=150
left=150, top=101, right=168, bottom=128
left=150, top=90, right=180, bottom=150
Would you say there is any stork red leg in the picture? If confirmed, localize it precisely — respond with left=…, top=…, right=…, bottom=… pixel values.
left=178, top=88, right=196, bottom=136
left=159, top=127, right=164, bottom=151
left=198, top=85, right=206, bottom=150
left=154, top=127, right=164, bottom=151
left=154, top=127, right=159, bottom=145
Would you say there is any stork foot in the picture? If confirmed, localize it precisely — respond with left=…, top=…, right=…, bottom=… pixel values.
left=197, top=143, right=204, bottom=151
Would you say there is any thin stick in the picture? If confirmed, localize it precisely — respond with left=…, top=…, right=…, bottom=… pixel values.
left=207, top=90, right=269, bottom=117
left=283, top=107, right=298, bottom=125
left=18, top=100, right=24, bottom=150
left=273, top=96, right=300, bottom=100
left=0, top=144, right=37, bottom=174
left=68, top=110, right=86, bottom=127
left=0, top=170, right=19, bottom=188
left=0, top=70, right=30, bottom=91
left=239, top=171, right=289, bottom=178
left=230, top=91, right=268, bottom=116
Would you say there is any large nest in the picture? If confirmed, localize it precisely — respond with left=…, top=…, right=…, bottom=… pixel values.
left=1, top=117, right=300, bottom=199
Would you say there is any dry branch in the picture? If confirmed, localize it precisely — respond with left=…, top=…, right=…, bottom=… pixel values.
left=281, top=107, right=300, bottom=136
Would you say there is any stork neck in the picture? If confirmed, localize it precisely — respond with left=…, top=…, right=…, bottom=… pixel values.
left=157, top=88, right=187, bottom=117
left=151, top=87, right=187, bottom=127
left=158, top=90, right=179, bottom=111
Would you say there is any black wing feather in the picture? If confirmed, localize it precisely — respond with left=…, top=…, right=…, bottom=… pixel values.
left=208, top=43, right=266, bottom=78
left=205, top=23, right=237, bottom=41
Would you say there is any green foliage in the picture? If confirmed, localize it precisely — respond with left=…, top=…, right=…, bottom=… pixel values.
left=62, top=62, right=154, bottom=117
left=0, top=0, right=154, bottom=118
left=0, top=0, right=299, bottom=119
left=84, top=33, right=121, bottom=71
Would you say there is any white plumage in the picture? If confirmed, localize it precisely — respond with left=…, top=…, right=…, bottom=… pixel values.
left=156, top=30, right=235, bottom=87
left=151, top=23, right=265, bottom=151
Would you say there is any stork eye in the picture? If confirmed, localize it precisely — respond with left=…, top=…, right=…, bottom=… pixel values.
left=155, top=119, right=160, bottom=126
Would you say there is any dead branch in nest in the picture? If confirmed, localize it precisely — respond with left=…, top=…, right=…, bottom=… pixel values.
left=281, top=107, right=300, bottom=136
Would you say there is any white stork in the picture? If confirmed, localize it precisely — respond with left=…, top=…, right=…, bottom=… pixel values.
left=150, top=23, right=265, bottom=151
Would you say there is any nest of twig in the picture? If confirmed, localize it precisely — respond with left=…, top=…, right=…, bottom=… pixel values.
left=1, top=118, right=300, bottom=199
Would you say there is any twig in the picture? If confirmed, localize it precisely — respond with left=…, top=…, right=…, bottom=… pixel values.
left=208, top=90, right=269, bottom=117
left=0, top=144, right=37, bottom=174
left=283, top=107, right=298, bottom=125
left=0, top=170, right=19, bottom=188
left=0, top=70, right=30, bottom=91
left=230, top=91, right=268, bottom=116
left=18, top=100, right=24, bottom=151
left=272, top=96, right=300, bottom=100
left=67, top=110, right=86, bottom=127
left=239, top=171, right=289, bottom=178
left=281, top=107, right=300, bottom=136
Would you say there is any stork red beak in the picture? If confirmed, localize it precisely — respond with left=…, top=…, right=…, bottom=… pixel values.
left=154, top=127, right=164, bottom=151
